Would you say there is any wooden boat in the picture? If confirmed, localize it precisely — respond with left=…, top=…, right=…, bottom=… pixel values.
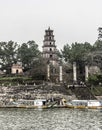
left=66, top=100, right=102, bottom=109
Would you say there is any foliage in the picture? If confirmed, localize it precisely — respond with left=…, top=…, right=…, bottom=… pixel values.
left=61, top=42, right=93, bottom=63
left=0, top=40, right=41, bottom=74
left=0, top=76, right=31, bottom=81
left=93, top=40, right=102, bottom=51
left=88, top=75, right=98, bottom=85
left=28, top=58, right=47, bottom=80
left=0, top=76, right=32, bottom=86
left=90, top=86, right=102, bottom=96
left=0, top=41, right=18, bottom=73
left=88, top=73, right=102, bottom=85
left=96, top=74, right=102, bottom=83
left=61, top=42, right=93, bottom=80
left=18, top=40, right=41, bottom=71
left=0, top=35, right=101, bottom=82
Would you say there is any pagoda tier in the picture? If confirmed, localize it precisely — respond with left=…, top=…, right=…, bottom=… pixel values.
left=98, top=27, right=102, bottom=41
left=42, top=44, right=56, bottom=48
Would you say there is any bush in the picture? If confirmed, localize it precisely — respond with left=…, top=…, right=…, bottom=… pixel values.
left=0, top=76, right=32, bottom=84
left=88, top=73, right=102, bottom=85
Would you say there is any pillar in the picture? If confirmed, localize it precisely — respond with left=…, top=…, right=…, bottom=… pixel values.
left=73, top=62, right=77, bottom=82
left=85, top=65, right=88, bottom=81
left=47, top=64, right=50, bottom=80
left=59, top=65, right=63, bottom=82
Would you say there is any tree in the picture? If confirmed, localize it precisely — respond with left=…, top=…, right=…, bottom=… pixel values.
left=61, top=44, right=71, bottom=62
left=61, top=42, right=92, bottom=63
left=29, top=57, right=47, bottom=80
left=93, top=40, right=102, bottom=51
left=18, top=40, right=41, bottom=71
left=85, top=41, right=102, bottom=68
left=61, top=42, right=93, bottom=80
left=88, top=74, right=102, bottom=86
left=0, top=41, right=18, bottom=73
left=88, top=75, right=98, bottom=85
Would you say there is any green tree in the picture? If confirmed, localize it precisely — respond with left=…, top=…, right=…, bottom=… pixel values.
left=29, top=57, right=47, bottom=80
left=88, top=74, right=102, bottom=85
left=61, top=42, right=93, bottom=80
left=93, top=40, right=102, bottom=51
left=61, top=42, right=92, bottom=63
left=18, top=40, right=41, bottom=71
left=87, top=40, right=102, bottom=68
left=0, top=41, right=18, bottom=73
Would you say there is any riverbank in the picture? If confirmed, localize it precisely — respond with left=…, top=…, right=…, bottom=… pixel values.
left=0, top=83, right=75, bottom=106
left=0, top=82, right=102, bottom=107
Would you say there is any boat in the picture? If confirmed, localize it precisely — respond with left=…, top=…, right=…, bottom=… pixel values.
left=33, top=99, right=49, bottom=109
left=66, top=100, right=102, bottom=109
left=0, top=99, right=62, bottom=109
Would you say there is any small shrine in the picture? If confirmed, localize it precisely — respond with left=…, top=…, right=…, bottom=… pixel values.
left=11, top=64, right=23, bottom=74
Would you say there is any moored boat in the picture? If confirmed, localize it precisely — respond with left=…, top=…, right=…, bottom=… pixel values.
left=0, top=98, right=64, bottom=109
left=66, top=100, right=102, bottom=109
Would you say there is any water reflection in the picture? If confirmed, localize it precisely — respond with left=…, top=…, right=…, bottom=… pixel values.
left=0, top=108, right=102, bottom=130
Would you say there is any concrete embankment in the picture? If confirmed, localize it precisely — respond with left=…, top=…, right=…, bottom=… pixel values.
left=0, top=83, right=100, bottom=107
left=69, top=86, right=96, bottom=100
left=0, top=83, right=76, bottom=105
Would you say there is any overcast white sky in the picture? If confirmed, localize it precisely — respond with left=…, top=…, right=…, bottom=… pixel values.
left=0, top=0, right=102, bottom=50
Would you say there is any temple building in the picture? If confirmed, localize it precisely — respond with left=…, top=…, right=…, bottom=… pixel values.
left=11, top=64, right=23, bottom=74
left=42, top=27, right=58, bottom=66
left=42, top=27, right=62, bottom=82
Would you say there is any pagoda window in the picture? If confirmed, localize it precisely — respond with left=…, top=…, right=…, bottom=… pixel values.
left=50, top=55, right=52, bottom=58
left=16, top=70, right=18, bottom=74
left=50, top=48, right=52, bottom=51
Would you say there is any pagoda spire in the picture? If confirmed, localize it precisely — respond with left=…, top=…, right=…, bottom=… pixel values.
left=48, top=26, right=50, bottom=30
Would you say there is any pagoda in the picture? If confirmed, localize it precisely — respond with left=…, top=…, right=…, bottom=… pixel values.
left=42, top=27, right=58, bottom=65
left=98, top=27, right=102, bottom=41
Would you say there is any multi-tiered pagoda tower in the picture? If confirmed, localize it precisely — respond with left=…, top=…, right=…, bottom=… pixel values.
left=98, top=27, right=102, bottom=41
left=42, top=27, right=58, bottom=65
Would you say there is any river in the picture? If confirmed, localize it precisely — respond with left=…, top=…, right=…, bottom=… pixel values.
left=0, top=108, right=102, bottom=130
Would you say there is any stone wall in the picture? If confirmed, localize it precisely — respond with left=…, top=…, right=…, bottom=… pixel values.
left=0, top=84, right=74, bottom=103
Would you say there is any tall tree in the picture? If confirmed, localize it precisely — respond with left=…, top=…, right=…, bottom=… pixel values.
left=18, top=40, right=41, bottom=71
left=61, top=42, right=92, bottom=63
left=0, top=41, right=18, bottom=73
left=61, top=42, right=93, bottom=80
left=93, top=40, right=102, bottom=51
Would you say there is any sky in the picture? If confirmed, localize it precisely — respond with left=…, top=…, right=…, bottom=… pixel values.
left=0, top=0, right=102, bottom=50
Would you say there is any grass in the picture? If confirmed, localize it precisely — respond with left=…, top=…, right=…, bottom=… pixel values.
left=0, top=76, right=32, bottom=81
left=91, top=86, right=102, bottom=96
left=0, top=76, right=32, bottom=86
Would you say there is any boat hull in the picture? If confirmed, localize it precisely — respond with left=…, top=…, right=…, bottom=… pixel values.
left=66, top=105, right=102, bottom=109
